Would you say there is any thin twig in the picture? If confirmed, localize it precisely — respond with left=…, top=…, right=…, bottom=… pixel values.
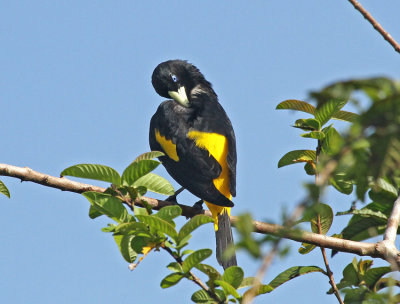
left=315, top=140, right=344, bottom=304
left=0, top=163, right=399, bottom=266
left=317, top=216, right=344, bottom=304
left=347, top=0, right=400, bottom=54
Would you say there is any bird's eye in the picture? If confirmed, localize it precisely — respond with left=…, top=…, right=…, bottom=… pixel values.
left=171, top=74, right=178, bottom=83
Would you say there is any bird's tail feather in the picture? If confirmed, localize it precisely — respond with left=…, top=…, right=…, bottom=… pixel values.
left=215, top=209, right=237, bottom=270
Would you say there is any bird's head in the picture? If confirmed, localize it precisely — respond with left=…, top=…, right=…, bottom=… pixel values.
left=151, top=60, right=214, bottom=107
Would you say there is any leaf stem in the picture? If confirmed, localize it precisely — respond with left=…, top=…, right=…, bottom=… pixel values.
left=317, top=216, right=344, bottom=304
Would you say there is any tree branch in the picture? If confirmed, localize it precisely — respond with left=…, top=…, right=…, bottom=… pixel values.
left=1, top=163, right=399, bottom=267
left=347, top=0, right=400, bottom=54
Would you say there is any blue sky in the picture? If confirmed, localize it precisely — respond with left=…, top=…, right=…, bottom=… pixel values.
left=1, top=1, right=399, bottom=303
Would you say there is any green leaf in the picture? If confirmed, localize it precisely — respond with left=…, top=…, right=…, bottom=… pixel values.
left=61, top=164, right=121, bottom=185
left=88, top=205, right=103, bottom=219
left=314, top=99, right=347, bottom=126
left=195, top=263, right=221, bottom=280
left=321, top=125, right=343, bottom=155
left=182, top=249, right=212, bottom=273
left=342, top=258, right=360, bottom=286
left=134, top=205, right=149, bottom=216
left=160, top=273, right=184, bottom=288
left=136, top=214, right=178, bottom=241
left=294, top=118, right=321, bottom=131
left=268, top=266, right=326, bottom=290
left=364, top=267, right=392, bottom=289
left=333, top=110, right=359, bottom=122
left=133, top=173, right=174, bottom=196
left=154, top=205, right=182, bottom=225
left=133, top=151, right=165, bottom=162
left=330, top=173, right=353, bottom=195
left=215, top=280, right=240, bottom=299
left=114, top=234, right=137, bottom=263
left=122, top=160, right=160, bottom=186
left=301, top=131, right=325, bottom=139
left=178, top=215, right=214, bottom=243
left=276, top=99, right=316, bottom=115
left=238, top=277, right=258, bottom=289
left=304, top=162, right=316, bottom=175
left=166, top=262, right=183, bottom=273
left=82, top=191, right=130, bottom=223
left=340, top=202, right=390, bottom=241
left=222, top=266, right=244, bottom=289
left=0, top=180, right=10, bottom=198
left=115, top=222, right=149, bottom=235
left=191, top=289, right=221, bottom=303
left=277, top=150, right=316, bottom=168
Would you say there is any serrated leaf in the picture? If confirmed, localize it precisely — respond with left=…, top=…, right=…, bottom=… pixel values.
left=160, top=273, right=184, bottom=288
left=314, top=99, right=347, bottom=126
left=364, top=267, right=392, bottom=289
left=276, top=99, right=316, bottom=114
left=122, top=160, right=160, bottom=186
left=61, top=164, right=121, bottom=185
left=133, top=173, right=174, bottom=196
left=0, top=180, right=10, bottom=198
left=222, top=266, right=244, bottom=289
left=136, top=214, right=178, bottom=241
left=268, top=266, right=326, bottom=289
left=114, top=234, right=137, bottom=263
left=215, top=280, right=240, bottom=299
left=278, top=150, right=316, bottom=168
left=301, top=131, right=325, bottom=139
left=182, top=249, right=212, bottom=273
left=133, top=151, right=165, bottom=162
left=82, top=191, right=130, bottom=223
left=178, top=215, right=214, bottom=243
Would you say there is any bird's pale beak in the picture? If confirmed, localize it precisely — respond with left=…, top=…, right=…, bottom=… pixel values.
left=169, top=86, right=189, bottom=107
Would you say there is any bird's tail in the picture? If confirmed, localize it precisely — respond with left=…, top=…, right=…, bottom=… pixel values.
left=215, top=208, right=237, bottom=270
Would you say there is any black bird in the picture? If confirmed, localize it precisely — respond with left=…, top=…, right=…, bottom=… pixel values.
left=149, top=60, right=237, bottom=269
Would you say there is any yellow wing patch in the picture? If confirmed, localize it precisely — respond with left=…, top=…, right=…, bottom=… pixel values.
left=155, top=129, right=179, bottom=161
left=187, top=130, right=231, bottom=200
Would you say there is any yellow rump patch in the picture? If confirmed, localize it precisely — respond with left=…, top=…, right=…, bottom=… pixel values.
left=155, top=129, right=179, bottom=161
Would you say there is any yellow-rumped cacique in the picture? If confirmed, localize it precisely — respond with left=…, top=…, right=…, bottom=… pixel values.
left=149, top=59, right=237, bottom=269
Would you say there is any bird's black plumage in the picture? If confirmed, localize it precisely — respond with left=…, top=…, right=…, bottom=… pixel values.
left=149, top=59, right=237, bottom=269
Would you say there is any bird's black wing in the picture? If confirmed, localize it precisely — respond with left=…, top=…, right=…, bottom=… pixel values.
left=149, top=100, right=233, bottom=207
